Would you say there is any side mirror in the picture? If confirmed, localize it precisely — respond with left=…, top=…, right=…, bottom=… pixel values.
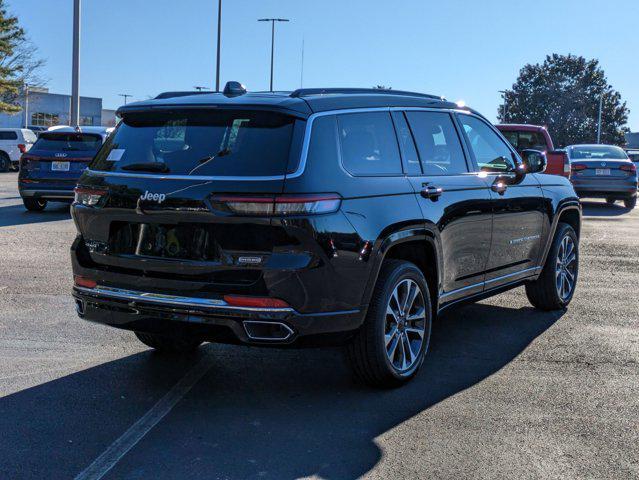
left=521, top=149, right=547, bottom=173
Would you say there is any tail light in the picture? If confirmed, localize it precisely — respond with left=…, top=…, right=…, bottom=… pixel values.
left=210, top=193, right=341, bottom=216
left=223, top=295, right=290, bottom=309
left=571, top=163, right=587, bottom=171
left=74, top=275, right=97, bottom=289
left=620, top=163, right=636, bottom=173
left=18, top=144, right=26, bottom=154
left=563, top=157, right=570, bottom=176
left=74, top=187, right=107, bottom=207
left=20, top=155, right=39, bottom=170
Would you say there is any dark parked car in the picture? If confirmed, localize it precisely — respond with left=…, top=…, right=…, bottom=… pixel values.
left=18, top=127, right=108, bottom=211
left=71, top=85, right=581, bottom=387
left=567, top=144, right=638, bottom=209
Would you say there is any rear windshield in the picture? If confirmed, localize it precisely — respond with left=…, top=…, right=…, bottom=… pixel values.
left=500, top=130, right=548, bottom=152
left=90, top=109, right=296, bottom=177
left=33, top=133, right=102, bottom=152
left=570, top=145, right=628, bottom=160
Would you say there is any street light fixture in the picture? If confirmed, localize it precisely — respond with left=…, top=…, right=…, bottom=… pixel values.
left=194, top=86, right=211, bottom=92
left=258, top=18, right=290, bottom=92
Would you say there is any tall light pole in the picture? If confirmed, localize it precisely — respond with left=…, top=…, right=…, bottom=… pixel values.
left=258, top=18, right=289, bottom=92
left=70, top=0, right=81, bottom=127
left=597, top=92, right=604, bottom=144
left=215, top=0, right=222, bottom=91
left=118, top=93, right=132, bottom=105
left=498, top=90, right=508, bottom=120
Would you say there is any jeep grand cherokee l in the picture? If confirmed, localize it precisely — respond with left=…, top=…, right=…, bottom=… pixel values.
left=71, top=85, right=581, bottom=388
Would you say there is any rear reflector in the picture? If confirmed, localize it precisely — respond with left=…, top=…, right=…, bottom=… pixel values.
left=74, top=187, right=107, bottom=207
left=210, top=193, right=341, bottom=216
left=223, top=295, right=290, bottom=309
left=74, top=275, right=97, bottom=289
left=620, top=163, right=636, bottom=173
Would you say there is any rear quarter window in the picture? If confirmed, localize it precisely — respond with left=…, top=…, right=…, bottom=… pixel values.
left=90, top=109, right=299, bottom=177
left=336, top=112, right=402, bottom=176
left=0, top=131, right=18, bottom=140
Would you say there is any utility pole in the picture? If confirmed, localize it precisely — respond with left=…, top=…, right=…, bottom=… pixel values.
left=300, top=37, right=305, bottom=88
left=70, top=0, right=81, bottom=127
left=597, top=93, right=604, bottom=144
left=118, top=93, right=132, bottom=105
left=215, top=0, right=222, bottom=91
left=258, top=18, right=289, bottom=91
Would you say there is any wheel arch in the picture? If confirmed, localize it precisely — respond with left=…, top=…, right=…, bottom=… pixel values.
left=539, top=202, right=581, bottom=268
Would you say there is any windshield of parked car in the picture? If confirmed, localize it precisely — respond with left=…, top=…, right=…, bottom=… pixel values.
left=90, top=109, right=296, bottom=176
left=32, top=133, right=103, bottom=152
left=501, top=130, right=548, bottom=152
left=570, top=145, right=628, bottom=160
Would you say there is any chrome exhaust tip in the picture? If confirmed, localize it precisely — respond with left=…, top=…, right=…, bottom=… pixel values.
left=243, top=321, right=294, bottom=342
left=74, top=298, right=85, bottom=316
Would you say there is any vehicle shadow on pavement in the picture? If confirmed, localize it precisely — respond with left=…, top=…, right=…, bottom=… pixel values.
left=581, top=201, right=632, bottom=217
left=0, top=203, right=71, bottom=227
left=0, top=302, right=562, bottom=480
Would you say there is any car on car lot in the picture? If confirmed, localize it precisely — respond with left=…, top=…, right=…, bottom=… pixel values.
left=70, top=84, right=581, bottom=388
left=567, top=144, right=638, bottom=209
left=496, top=124, right=570, bottom=178
left=0, top=128, right=37, bottom=171
left=625, top=149, right=639, bottom=172
left=18, top=127, right=109, bottom=211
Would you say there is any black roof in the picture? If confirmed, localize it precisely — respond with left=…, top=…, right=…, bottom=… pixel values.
left=116, top=87, right=468, bottom=118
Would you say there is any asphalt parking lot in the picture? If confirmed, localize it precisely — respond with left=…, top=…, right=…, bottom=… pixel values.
left=0, top=171, right=637, bottom=480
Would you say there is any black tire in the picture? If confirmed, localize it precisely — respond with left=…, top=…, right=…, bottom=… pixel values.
left=346, top=259, right=432, bottom=388
left=0, top=152, right=9, bottom=172
left=526, top=223, right=578, bottom=311
left=605, top=197, right=616, bottom=205
left=624, top=196, right=637, bottom=209
left=23, top=198, right=47, bottom=211
left=134, top=331, right=203, bottom=354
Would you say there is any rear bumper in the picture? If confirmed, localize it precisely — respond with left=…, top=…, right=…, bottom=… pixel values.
left=72, top=285, right=363, bottom=347
left=20, top=188, right=75, bottom=200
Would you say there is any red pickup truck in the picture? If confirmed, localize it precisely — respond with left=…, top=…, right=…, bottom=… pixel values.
left=496, top=124, right=570, bottom=177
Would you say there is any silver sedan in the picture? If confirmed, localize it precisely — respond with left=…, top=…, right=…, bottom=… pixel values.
left=568, top=144, right=638, bottom=209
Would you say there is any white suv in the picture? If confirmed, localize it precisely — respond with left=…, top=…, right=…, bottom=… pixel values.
left=0, top=128, right=37, bottom=171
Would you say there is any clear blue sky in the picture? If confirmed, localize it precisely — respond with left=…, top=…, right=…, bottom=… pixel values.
left=8, top=0, right=639, bottom=129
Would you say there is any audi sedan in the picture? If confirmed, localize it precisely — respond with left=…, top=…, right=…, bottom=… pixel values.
left=567, top=144, right=638, bottom=209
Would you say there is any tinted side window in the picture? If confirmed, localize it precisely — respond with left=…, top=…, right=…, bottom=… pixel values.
left=0, top=131, right=18, bottom=140
left=337, top=112, right=402, bottom=175
left=458, top=115, right=515, bottom=172
left=405, top=112, right=467, bottom=175
left=391, top=111, right=421, bottom=175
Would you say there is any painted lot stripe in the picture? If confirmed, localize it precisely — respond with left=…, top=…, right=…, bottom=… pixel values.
left=74, top=352, right=215, bottom=480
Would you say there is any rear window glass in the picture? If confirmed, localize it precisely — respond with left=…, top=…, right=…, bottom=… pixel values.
left=33, top=133, right=102, bottom=152
left=337, top=112, right=402, bottom=175
left=500, top=130, right=548, bottom=152
left=0, top=131, right=18, bottom=140
left=570, top=146, right=628, bottom=160
left=90, top=109, right=296, bottom=177
left=23, top=130, right=37, bottom=143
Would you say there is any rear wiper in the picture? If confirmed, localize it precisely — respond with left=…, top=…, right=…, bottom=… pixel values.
left=121, top=162, right=169, bottom=173
left=198, top=148, right=231, bottom=164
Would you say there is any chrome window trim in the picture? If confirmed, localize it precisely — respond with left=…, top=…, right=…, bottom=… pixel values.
left=85, top=106, right=457, bottom=182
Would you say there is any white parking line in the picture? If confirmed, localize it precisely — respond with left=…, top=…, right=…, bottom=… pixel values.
left=74, top=352, right=215, bottom=480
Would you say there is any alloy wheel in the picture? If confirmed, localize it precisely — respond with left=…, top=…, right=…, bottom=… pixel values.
left=555, top=235, right=577, bottom=301
left=384, top=279, right=427, bottom=372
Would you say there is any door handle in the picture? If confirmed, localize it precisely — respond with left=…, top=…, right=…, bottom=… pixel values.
left=491, top=179, right=508, bottom=195
left=420, top=185, right=443, bottom=201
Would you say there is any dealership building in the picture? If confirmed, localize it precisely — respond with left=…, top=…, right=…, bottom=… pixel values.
left=0, top=87, right=113, bottom=128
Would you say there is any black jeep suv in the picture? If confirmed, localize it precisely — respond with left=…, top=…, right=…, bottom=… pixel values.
left=71, top=84, right=581, bottom=388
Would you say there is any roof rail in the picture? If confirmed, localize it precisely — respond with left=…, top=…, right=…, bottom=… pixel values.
left=289, top=88, right=444, bottom=100
left=154, top=91, right=214, bottom=100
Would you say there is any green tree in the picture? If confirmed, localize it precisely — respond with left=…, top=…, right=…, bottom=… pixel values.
left=0, top=1, right=44, bottom=114
left=498, top=54, right=629, bottom=147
